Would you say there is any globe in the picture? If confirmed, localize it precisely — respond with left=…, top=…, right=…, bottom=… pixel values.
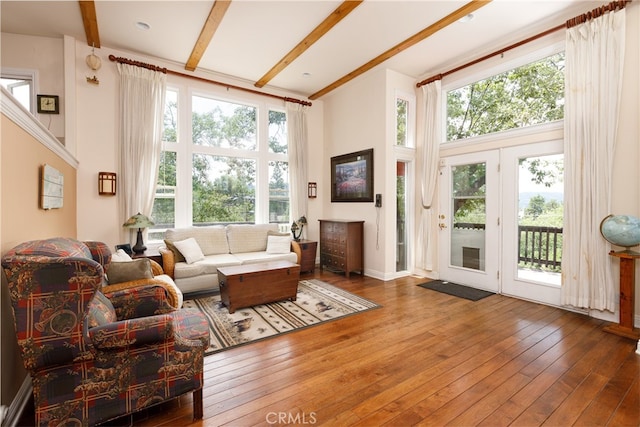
left=600, top=214, right=640, bottom=250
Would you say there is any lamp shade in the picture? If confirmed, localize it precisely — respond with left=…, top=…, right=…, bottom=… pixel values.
left=123, top=212, right=154, bottom=229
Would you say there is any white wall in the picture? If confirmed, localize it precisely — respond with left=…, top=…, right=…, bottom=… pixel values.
left=1, top=33, right=65, bottom=140
left=322, top=68, right=387, bottom=279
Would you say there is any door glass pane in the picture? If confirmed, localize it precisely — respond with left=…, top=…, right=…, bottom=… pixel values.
left=517, top=154, right=563, bottom=285
left=451, top=163, right=486, bottom=271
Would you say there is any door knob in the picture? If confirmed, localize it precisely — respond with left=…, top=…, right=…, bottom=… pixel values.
left=439, top=223, right=447, bottom=230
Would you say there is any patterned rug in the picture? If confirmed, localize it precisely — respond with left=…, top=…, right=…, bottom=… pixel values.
left=182, top=279, right=380, bottom=355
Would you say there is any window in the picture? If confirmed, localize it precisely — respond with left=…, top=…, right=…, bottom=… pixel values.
left=1, top=73, right=34, bottom=113
left=149, top=87, right=288, bottom=240
left=396, top=98, right=408, bottom=146
left=446, top=52, right=565, bottom=142
left=150, top=89, right=178, bottom=241
left=394, top=92, right=415, bottom=148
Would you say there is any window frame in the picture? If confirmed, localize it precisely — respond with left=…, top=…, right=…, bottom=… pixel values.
left=441, top=40, right=565, bottom=146
left=150, top=83, right=290, bottom=241
left=1, top=67, right=38, bottom=114
left=394, top=89, right=416, bottom=148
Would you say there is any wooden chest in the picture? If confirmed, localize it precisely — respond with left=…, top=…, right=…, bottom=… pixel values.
left=218, top=260, right=300, bottom=313
left=319, top=220, right=364, bottom=278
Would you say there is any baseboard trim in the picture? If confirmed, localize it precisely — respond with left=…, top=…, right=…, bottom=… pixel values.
left=2, top=376, right=31, bottom=427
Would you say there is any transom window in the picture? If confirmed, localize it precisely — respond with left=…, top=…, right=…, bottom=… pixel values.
left=446, top=52, right=565, bottom=142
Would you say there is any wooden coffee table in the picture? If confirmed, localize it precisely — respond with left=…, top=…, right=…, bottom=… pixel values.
left=217, top=260, right=301, bottom=313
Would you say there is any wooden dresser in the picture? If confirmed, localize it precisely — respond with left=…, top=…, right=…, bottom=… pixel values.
left=318, top=219, right=364, bottom=278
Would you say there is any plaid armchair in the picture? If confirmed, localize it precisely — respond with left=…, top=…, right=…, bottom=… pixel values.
left=1, top=237, right=210, bottom=426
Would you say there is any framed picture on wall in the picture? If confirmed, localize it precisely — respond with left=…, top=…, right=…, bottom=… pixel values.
left=331, top=148, right=374, bottom=202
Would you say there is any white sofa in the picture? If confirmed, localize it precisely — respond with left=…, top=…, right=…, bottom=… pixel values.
left=160, top=224, right=298, bottom=294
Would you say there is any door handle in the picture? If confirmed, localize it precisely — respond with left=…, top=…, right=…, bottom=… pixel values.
left=439, top=222, right=447, bottom=230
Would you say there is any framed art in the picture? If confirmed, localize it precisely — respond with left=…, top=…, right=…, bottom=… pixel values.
left=37, top=94, right=59, bottom=114
left=40, top=164, right=63, bottom=210
left=331, top=148, right=374, bottom=202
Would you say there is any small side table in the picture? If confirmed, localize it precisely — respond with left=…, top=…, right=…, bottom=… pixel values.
left=132, top=245, right=163, bottom=267
left=291, top=240, right=317, bottom=274
left=603, top=250, right=640, bottom=340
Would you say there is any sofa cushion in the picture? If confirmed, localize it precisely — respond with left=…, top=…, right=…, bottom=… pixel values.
left=173, top=238, right=205, bottom=264
left=233, top=251, right=298, bottom=264
left=226, top=224, right=279, bottom=254
left=173, top=254, right=242, bottom=279
left=165, top=226, right=229, bottom=256
left=106, top=258, right=154, bottom=285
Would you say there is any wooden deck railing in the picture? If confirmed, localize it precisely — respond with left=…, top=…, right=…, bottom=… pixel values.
left=453, top=223, right=563, bottom=270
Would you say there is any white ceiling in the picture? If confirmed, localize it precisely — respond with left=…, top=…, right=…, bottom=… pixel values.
left=1, top=1, right=606, bottom=99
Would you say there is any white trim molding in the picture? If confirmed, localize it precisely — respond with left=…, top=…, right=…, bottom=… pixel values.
left=1, top=86, right=78, bottom=168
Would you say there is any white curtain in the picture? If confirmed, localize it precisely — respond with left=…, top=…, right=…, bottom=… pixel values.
left=286, top=102, right=308, bottom=228
left=416, top=81, right=442, bottom=271
left=562, top=8, right=626, bottom=312
left=116, top=63, right=167, bottom=241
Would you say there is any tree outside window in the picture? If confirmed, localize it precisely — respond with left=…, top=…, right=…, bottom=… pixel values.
left=447, top=52, right=565, bottom=142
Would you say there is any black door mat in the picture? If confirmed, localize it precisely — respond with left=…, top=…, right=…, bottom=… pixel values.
left=418, top=280, right=495, bottom=301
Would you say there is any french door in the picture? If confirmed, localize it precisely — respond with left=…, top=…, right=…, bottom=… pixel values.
left=438, top=151, right=500, bottom=293
left=438, top=141, right=563, bottom=305
left=501, top=141, right=562, bottom=306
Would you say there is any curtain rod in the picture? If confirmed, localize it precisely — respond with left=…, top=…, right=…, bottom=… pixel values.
left=416, top=0, right=630, bottom=88
left=108, top=55, right=312, bottom=107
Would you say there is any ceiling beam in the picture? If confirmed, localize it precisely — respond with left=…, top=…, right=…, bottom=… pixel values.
left=309, top=0, right=492, bottom=100
left=185, top=0, right=232, bottom=72
left=254, top=0, right=363, bottom=88
left=78, top=0, right=100, bottom=47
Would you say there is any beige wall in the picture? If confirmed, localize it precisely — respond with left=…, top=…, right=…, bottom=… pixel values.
left=1, top=113, right=77, bottom=408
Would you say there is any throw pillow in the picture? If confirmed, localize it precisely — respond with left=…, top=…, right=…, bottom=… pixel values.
left=164, top=239, right=187, bottom=263
left=266, top=235, right=292, bottom=254
left=106, top=258, right=153, bottom=285
left=111, top=248, right=133, bottom=262
left=173, top=237, right=205, bottom=264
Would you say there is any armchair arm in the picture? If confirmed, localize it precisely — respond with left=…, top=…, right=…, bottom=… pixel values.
left=159, top=247, right=176, bottom=279
left=103, top=285, right=175, bottom=319
left=291, top=241, right=302, bottom=265
left=89, top=313, right=174, bottom=349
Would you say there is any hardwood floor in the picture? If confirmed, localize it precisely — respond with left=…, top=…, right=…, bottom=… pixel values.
left=19, top=271, right=640, bottom=426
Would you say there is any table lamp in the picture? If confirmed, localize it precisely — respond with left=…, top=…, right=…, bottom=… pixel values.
left=290, top=215, right=307, bottom=241
left=123, top=212, right=155, bottom=254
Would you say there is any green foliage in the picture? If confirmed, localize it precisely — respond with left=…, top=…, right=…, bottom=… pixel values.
left=396, top=99, right=408, bottom=146
left=447, top=53, right=564, bottom=141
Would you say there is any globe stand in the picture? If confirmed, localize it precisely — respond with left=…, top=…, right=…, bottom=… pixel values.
left=603, top=250, right=640, bottom=340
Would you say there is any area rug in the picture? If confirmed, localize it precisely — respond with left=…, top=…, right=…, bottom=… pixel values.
left=418, top=280, right=495, bottom=301
left=183, top=279, right=380, bottom=355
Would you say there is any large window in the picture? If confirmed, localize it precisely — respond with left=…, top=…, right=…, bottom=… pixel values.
left=150, top=87, right=288, bottom=240
left=446, top=52, right=565, bottom=142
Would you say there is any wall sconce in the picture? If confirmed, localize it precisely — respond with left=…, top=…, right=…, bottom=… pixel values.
left=308, top=182, right=317, bottom=198
left=98, top=172, right=116, bottom=195
left=86, top=44, right=101, bottom=85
